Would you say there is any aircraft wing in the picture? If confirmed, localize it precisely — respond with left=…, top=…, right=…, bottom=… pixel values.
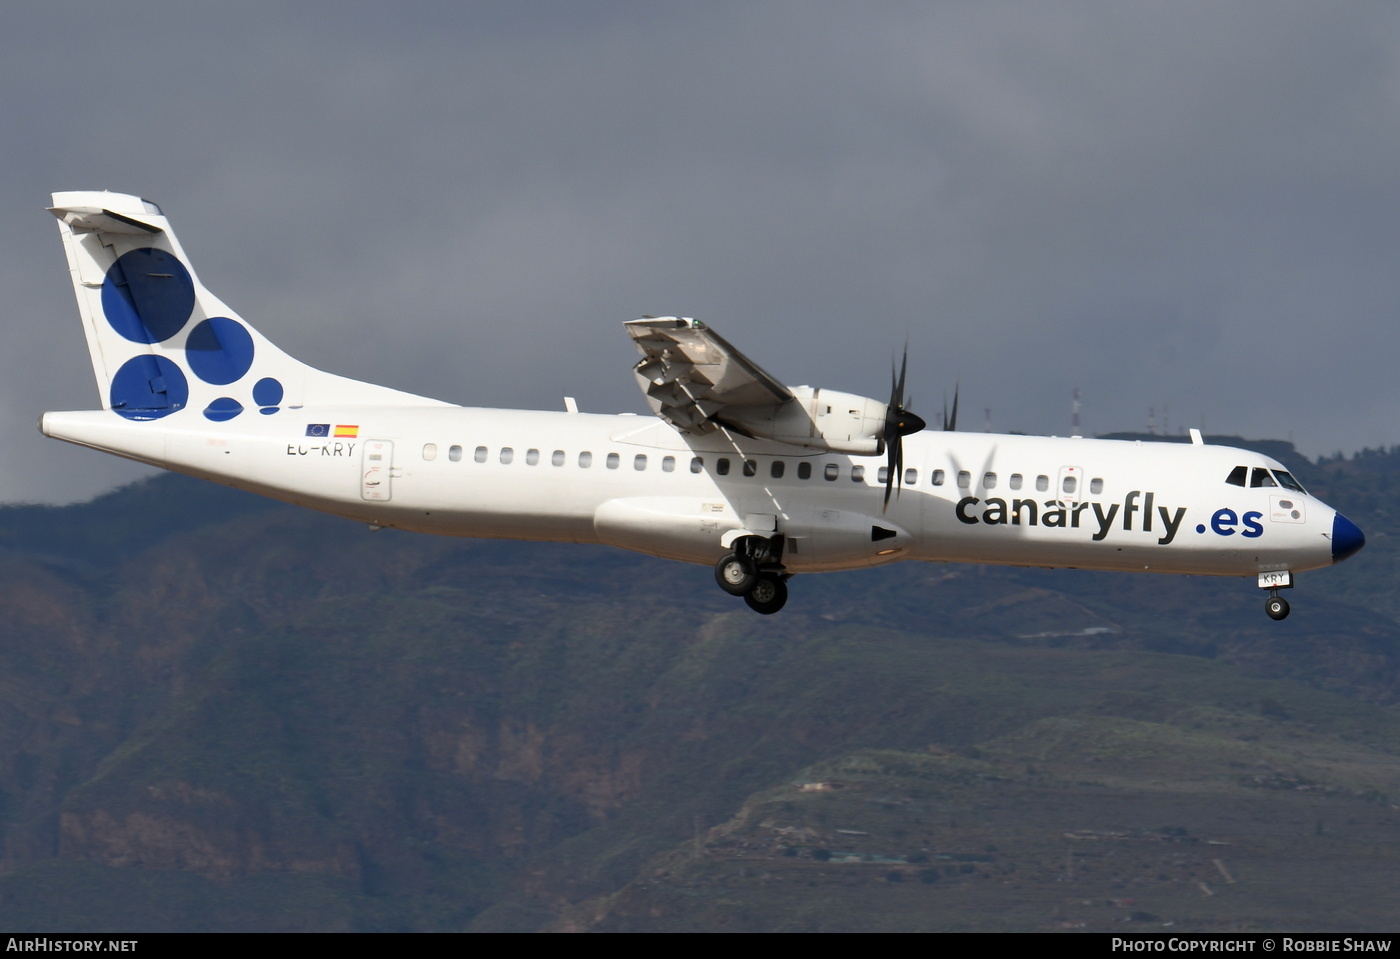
left=625, top=317, right=793, bottom=434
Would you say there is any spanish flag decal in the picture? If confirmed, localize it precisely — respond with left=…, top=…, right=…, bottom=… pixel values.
left=334, top=424, right=359, bottom=438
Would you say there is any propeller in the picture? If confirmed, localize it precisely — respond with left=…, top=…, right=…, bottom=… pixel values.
left=883, top=347, right=928, bottom=510
left=942, top=382, right=960, bottom=431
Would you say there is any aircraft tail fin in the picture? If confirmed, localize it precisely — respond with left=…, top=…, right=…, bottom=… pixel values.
left=48, top=190, right=449, bottom=423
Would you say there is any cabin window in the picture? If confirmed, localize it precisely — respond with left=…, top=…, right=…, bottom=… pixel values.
left=824, top=463, right=839, bottom=481
left=1226, top=466, right=1247, bottom=487
left=634, top=454, right=647, bottom=471
left=983, top=472, right=997, bottom=489
left=1250, top=467, right=1277, bottom=488
left=551, top=450, right=565, bottom=466
left=742, top=459, right=757, bottom=477
left=578, top=451, right=593, bottom=468
left=771, top=461, right=785, bottom=479
left=797, top=462, right=812, bottom=480
left=1089, top=478, right=1104, bottom=494
left=905, top=468, right=917, bottom=486
left=690, top=456, right=704, bottom=474
left=851, top=465, right=866, bottom=482
left=1275, top=470, right=1306, bottom=493
left=1036, top=474, right=1049, bottom=492
left=1062, top=475, right=1077, bottom=494
left=878, top=466, right=889, bottom=484
left=422, top=443, right=437, bottom=461
left=474, top=446, right=488, bottom=463
left=1009, top=473, right=1023, bottom=490
left=716, top=458, right=730, bottom=475
left=606, top=452, right=620, bottom=469
left=662, top=456, right=676, bottom=472
left=500, top=447, right=514, bottom=465
left=449, top=445, right=463, bottom=462
left=526, top=448, right=540, bottom=466
left=931, top=469, right=945, bottom=486
left=957, top=470, right=971, bottom=489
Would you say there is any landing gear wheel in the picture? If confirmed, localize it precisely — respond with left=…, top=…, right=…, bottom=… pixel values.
left=1266, top=595, right=1290, bottom=621
left=744, top=574, right=788, bottom=615
left=715, top=552, right=758, bottom=596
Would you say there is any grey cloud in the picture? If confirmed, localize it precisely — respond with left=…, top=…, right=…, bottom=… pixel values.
left=2, top=2, right=1397, bottom=501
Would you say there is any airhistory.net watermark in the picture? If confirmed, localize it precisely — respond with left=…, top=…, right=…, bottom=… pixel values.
left=5, top=941, right=136, bottom=952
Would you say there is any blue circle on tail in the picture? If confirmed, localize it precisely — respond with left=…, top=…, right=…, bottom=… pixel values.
left=186, top=317, right=255, bottom=385
left=203, top=397, right=244, bottom=421
left=109, top=355, right=189, bottom=420
left=102, top=249, right=195, bottom=343
left=253, top=377, right=284, bottom=407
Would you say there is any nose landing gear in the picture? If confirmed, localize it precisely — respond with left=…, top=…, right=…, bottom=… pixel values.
left=715, top=535, right=790, bottom=614
left=1258, top=570, right=1293, bottom=621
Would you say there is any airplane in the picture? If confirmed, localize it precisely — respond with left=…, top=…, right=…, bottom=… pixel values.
left=39, top=190, right=1365, bottom=619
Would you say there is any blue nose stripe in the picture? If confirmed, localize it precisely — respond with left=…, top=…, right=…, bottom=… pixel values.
left=1332, top=512, right=1366, bottom=563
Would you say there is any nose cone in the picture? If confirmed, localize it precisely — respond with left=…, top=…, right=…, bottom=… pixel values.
left=1332, top=511, right=1366, bottom=564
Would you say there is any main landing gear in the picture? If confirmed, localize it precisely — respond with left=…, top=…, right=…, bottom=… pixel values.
left=715, top=535, right=791, bottom=615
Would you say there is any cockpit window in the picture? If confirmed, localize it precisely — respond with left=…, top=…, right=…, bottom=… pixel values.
left=1226, top=466, right=1247, bottom=487
left=1274, top=470, right=1307, bottom=493
left=1250, top=467, right=1277, bottom=488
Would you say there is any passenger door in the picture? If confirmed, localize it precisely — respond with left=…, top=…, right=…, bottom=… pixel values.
left=362, top=440, right=393, bottom=502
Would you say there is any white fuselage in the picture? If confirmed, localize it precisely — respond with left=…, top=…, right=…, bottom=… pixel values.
left=41, top=404, right=1342, bottom=580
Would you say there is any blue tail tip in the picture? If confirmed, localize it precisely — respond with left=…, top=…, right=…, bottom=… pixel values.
left=1332, top=512, right=1366, bottom=563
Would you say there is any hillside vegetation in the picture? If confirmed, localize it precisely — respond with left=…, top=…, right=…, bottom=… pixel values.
left=0, top=437, right=1397, bottom=931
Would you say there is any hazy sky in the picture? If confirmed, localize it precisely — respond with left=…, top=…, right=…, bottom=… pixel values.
left=3, top=2, right=1397, bottom=503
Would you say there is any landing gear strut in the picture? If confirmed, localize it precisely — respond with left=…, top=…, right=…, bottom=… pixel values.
left=714, top=535, right=790, bottom=614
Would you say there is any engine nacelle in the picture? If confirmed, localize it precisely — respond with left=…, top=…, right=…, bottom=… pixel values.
left=719, top=387, right=886, bottom=455
left=782, top=508, right=913, bottom=571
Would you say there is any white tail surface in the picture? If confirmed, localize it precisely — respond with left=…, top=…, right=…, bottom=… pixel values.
left=48, top=190, right=450, bottom=424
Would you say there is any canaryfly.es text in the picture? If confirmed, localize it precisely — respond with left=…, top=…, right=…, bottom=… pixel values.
left=955, top=489, right=1188, bottom=545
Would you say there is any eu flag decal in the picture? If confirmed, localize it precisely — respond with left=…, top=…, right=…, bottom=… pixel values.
left=306, top=423, right=330, bottom=437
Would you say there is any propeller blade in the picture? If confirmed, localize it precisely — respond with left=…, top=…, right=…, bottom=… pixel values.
left=882, top=343, right=925, bottom=511
left=895, top=346, right=908, bottom=408
left=884, top=440, right=897, bottom=510
left=944, top=382, right=960, bottom=432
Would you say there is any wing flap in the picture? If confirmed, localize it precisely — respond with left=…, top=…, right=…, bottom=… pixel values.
left=625, top=317, right=792, bottom=434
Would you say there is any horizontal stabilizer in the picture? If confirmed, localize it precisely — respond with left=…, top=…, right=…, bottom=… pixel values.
left=49, top=205, right=163, bottom=235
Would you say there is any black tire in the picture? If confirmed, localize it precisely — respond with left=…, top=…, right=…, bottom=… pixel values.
left=1266, top=595, right=1290, bottom=621
left=715, top=552, right=758, bottom=596
left=744, top=574, right=788, bottom=614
